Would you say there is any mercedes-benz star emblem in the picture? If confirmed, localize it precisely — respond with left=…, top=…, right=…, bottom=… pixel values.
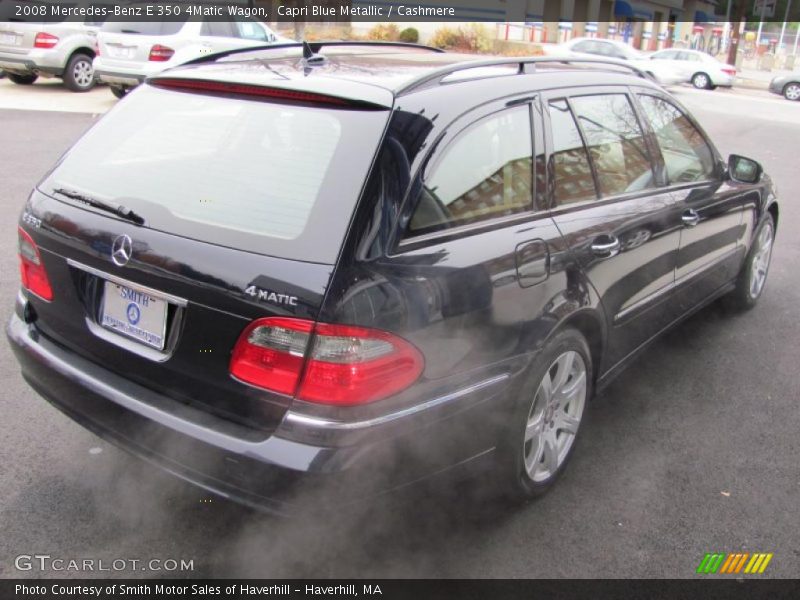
left=111, top=234, right=133, bottom=267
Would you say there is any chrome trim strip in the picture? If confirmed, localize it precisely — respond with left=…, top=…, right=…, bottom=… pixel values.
left=282, top=373, right=511, bottom=432
left=66, top=259, right=188, bottom=306
left=614, top=247, right=739, bottom=322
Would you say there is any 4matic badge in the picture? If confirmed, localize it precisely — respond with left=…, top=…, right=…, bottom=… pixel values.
left=244, top=285, right=298, bottom=307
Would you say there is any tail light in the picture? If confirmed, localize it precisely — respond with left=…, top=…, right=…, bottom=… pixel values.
left=149, top=44, right=174, bottom=62
left=34, top=32, right=59, bottom=49
left=722, top=67, right=736, bottom=76
left=230, top=318, right=424, bottom=406
left=18, top=227, right=53, bottom=301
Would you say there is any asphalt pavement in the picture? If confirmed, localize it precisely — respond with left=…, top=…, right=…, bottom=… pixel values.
left=0, top=82, right=798, bottom=579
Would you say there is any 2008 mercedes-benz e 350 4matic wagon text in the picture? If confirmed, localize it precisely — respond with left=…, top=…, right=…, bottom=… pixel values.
left=7, top=42, right=778, bottom=513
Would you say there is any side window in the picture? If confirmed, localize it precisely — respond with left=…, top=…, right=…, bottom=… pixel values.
left=547, top=99, right=597, bottom=207
left=637, top=95, right=715, bottom=184
left=408, top=106, right=533, bottom=235
left=570, top=94, right=656, bottom=196
left=236, top=21, right=270, bottom=42
left=572, top=40, right=596, bottom=54
left=200, top=21, right=236, bottom=38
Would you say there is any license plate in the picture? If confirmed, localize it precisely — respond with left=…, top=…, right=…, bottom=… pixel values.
left=100, top=281, right=168, bottom=350
left=0, top=33, right=19, bottom=46
left=107, top=45, right=135, bottom=59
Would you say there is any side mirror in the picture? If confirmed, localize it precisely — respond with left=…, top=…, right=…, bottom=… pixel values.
left=728, top=155, right=762, bottom=184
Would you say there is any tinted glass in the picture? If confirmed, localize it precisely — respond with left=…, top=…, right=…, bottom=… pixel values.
left=101, top=21, right=184, bottom=35
left=570, top=94, right=655, bottom=196
left=548, top=99, right=597, bottom=207
left=408, top=106, right=533, bottom=234
left=200, top=21, right=236, bottom=38
left=236, top=21, right=269, bottom=41
left=41, top=85, right=389, bottom=263
left=637, top=95, right=715, bottom=184
left=573, top=40, right=597, bottom=54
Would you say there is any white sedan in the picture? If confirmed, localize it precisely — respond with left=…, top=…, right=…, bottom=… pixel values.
left=648, top=48, right=736, bottom=89
left=551, top=37, right=691, bottom=86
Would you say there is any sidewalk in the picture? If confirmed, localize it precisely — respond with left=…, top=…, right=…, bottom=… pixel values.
left=735, top=58, right=798, bottom=90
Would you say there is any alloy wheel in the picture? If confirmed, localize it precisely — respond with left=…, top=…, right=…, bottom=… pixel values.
left=523, top=350, right=587, bottom=483
left=749, top=222, right=774, bottom=299
left=785, top=84, right=800, bottom=101
left=72, top=59, right=93, bottom=89
left=693, top=73, right=709, bottom=89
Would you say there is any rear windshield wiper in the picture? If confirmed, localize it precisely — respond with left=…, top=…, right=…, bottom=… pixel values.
left=52, top=188, right=145, bottom=225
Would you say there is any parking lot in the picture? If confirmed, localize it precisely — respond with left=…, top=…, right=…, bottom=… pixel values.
left=1, top=78, right=799, bottom=579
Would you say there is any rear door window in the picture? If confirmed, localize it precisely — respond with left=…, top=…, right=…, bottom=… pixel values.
left=408, top=106, right=533, bottom=235
left=101, top=22, right=185, bottom=35
left=547, top=99, right=597, bottom=207
left=235, top=21, right=270, bottom=42
left=41, top=85, right=389, bottom=263
left=637, top=95, right=716, bottom=184
left=570, top=94, right=656, bottom=196
left=200, top=21, right=237, bottom=38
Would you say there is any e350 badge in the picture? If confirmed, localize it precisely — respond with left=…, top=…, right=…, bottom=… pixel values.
left=244, top=285, right=298, bottom=307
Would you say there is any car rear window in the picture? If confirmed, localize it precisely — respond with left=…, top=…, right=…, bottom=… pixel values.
left=100, top=21, right=185, bottom=35
left=41, top=85, right=389, bottom=263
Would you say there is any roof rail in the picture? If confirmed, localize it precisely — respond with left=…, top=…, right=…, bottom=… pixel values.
left=182, top=40, right=444, bottom=68
left=395, top=56, right=650, bottom=96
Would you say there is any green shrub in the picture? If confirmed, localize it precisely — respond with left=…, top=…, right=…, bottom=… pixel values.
left=398, top=27, right=419, bottom=44
left=366, top=24, right=401, bottom=41
left=429, top=24, right=492, bottom=53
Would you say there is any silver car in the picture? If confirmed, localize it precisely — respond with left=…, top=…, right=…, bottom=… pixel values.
left=649, top=48, right=737, bottom=89
left=94, top=20, right=289, bottom=98
left=0, top=17, right=101, bottom=92
left=553, top=37, right=692, bottom=86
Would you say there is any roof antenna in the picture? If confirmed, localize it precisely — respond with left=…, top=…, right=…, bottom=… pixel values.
left=301, top=41, right=326, bottom=69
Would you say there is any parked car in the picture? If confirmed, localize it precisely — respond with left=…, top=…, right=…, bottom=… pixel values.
left=649, top=48, right=736, bottom=89
left=93, top=19, right=290, bottom=98
left=768, top=73, right=800, bottom=101
left=0, top=18, right=101, bottom=91
left=7, top=44, right=778, bottom=513
left=552, top=37, right=691, bottom=86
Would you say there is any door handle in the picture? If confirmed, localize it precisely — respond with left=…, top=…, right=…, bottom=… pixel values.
left=682, top=209, right=700, bottom=227
left=591, top=235, right=621, bottom=258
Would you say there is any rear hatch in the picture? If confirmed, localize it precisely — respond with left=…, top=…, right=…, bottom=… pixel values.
left=24, top=80, right=391, bottom=433
left=0, top=16, right=49, bottom=57
left=97, top=21, right=185, bottom=67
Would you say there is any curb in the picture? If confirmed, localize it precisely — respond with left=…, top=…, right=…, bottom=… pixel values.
left=734, top=78, right=769, bottom=90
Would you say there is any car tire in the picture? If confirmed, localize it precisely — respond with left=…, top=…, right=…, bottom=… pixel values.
left=7, top=73, right=38, bottom=85
left=496, top=328, right=593, bottom=501
left=692, top=72, right=712, bottom=89
left=725, top=213, right=775, bottom=311
left=63, top=53, right=95, bottom=92
left=109, top=86, right=129, bottom=99
left=784, top=83, right=800, bottom=101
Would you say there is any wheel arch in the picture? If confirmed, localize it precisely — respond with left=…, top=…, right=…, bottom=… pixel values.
left=67, top=46, right=96, bottom=64
left=551, top=309, right=606, bottom=387
left=767, top=201, right=779, bottom=232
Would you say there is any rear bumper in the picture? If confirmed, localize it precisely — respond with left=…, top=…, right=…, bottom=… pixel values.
left=0, top=54, right=62, bottom=76
left=7, top=310, right=509, bottom=514
left=93, top=57, right=161, bottom=87
left=94, top=69, right=144, bottom=87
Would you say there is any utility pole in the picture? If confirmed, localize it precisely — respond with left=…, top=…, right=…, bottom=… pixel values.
left=778, top=0, right=793, bottom=53
left=726, top=0, right=749, bottom=66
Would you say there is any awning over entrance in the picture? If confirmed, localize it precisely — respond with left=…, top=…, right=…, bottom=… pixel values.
left=614, top=1, right=654, bottom=20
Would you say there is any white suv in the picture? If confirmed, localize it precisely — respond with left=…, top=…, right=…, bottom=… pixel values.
left=94, top=20, right=290, bottom=98
left=0, top=17, right=101, bottom=92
